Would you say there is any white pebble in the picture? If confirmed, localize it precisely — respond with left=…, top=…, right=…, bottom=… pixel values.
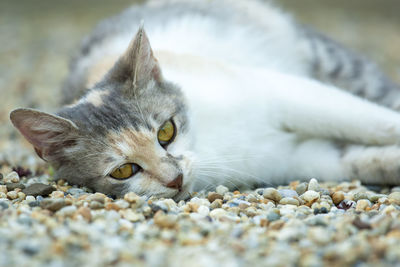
left=301, top=190, right=320, bottom=203
left=308, top=178, right=320, bottom=191
left=4, top=171, right=20, bottom=183
left=216, top=185, right=229, bottom=195
left=197, top=205, right=210, bottom=216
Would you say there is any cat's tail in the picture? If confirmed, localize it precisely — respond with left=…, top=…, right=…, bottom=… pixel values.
left=300, top=26, right=400, bottom=111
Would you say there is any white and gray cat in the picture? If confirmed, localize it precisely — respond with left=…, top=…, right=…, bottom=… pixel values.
left=10, top=0, right=400, bottom=199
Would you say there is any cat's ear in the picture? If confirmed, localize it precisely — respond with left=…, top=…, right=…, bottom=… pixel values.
left=107, top=25, right=162, bottom=90
left=10, top=108, right=78, bottom=161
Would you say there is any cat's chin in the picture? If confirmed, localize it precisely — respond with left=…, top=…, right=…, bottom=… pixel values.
left=172, top=189, right=191, bottom=201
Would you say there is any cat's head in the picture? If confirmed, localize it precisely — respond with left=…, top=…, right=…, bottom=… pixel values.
left=10, top=27, right=195, bottom=199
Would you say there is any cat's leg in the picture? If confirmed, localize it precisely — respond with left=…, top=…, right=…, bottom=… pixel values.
left=274, top=74, right=400, bottom=146
left=287, top=138, right=400, bottom=185
left=341, top=144, right=400, bottom=185
left=298, top=27, right=400, bottom=110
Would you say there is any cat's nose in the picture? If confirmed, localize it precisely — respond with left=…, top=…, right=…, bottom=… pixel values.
left=166, top=174, right=183, bottom=191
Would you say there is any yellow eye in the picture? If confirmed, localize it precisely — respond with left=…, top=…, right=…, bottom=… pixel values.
left=110, top=163, right=140, bottom=179
left=158, top=120, right=176, bottom=146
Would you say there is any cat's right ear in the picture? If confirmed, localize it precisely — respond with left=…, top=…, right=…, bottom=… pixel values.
left=10, top=108, right=78, bottom=161
left=105, top=24, right=163, bottom=92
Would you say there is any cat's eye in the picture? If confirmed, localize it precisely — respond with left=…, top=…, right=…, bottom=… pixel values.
left=157, top=119, right=176, bottom=147
left=110, top=163, right=141, bottom=179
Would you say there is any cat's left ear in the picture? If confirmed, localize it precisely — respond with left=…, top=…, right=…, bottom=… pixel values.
left=107, top=25, right=163, bottom=90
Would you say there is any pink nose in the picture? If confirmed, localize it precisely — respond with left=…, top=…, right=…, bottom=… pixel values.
left=166, top=174, right=183, bottom=191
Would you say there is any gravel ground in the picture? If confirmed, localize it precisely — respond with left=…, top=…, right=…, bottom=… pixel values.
left=1, top=1, right=400, bottom=266
left=1, top=170, right=400, bottom=266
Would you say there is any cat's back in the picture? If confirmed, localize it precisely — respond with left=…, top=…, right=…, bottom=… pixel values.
left=62, top=0, right=306, bottom=104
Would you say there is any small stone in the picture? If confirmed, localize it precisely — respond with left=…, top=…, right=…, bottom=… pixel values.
left=66, top=188, right=87, bottom=198
left=279, top=197, right=299, bottom=206
left=50, top=191, right=65, bottom=198
left=22, top=183, right=56, bottom=197
left=40, top=198, right=66, bottom=212
left=7, top=191, right=18, bottom=200
left=0, top=192, right=6, bottom=199
left=0, top=185, right=7, bottom=194
left=388, top=192, right=400, bottom=205
left=77, top=206, right=92, bottom=221
left=121, top=209, right=144, bottom=222
left=308, top=178, right=320, bottom=191
left=295, top=182, right=308, bottom=196
left=25, top=195, right=35, bottom=203
left=263, top=188, right=282, bottom=202
left=197, top=205, right=210, bottom=216
left=216, top=185, right=229, bottom=195
left=356, top=199, right=371, bottom=211
left=153, top=211, right=177, bottom=228
left=209, top=208, right=227, bottom=220
left=105, top=202, right=121, bottom=211
left=17, top=192, right=26, bottom=200
left=88, top=193, right=106, bottom=204
left=266, top=211, right=280, bottom=222
left=4, top=171, right=20, bottom=183
left=124, top=192, right=140, bottom=203
left=332, top=191, right=345, bottom=205
left=353, top=192, right=368, bottom=201
left=90, top=200, right=104, bottom=209
left=0, top=201, right=9, bottom=209
left=207, top=192, right=223, bottom=203
left=57, top=205, right=77, bottom=217
left=114, top=200, right=130, bottom=209
left=210, top=199, right=222, bottom=209
left=278, top=189, right=298, bottom=198
left=301, top=190, right=320, bottom=203
left=5, top=183, right=25, bottom=191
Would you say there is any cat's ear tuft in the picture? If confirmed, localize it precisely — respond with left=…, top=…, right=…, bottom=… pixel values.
left=10, top=108, right=78, bottom=161
left=107, top=25, right=163, bottom=90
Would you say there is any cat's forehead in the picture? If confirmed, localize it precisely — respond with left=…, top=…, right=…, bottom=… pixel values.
left=58, top=81, right=187, bottom=135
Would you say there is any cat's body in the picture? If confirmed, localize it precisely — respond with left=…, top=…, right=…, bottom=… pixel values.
left=10, top=0, right=400, bottom=199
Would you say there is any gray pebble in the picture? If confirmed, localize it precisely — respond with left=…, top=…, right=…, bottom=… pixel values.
left=5, top=183, right=25, bottom=191
left=0, top=201, right=9, bottom=209
left=278, top=189, right=298, bottom=198
left=353, top=192, right=369, bottom=201
left=266, top=211, right=280, bottom=222
left=295, top=183, right=308, bottom=196
left=22, top=183, right=56, bottom=197
left=40, top=198, right=66, bottom=212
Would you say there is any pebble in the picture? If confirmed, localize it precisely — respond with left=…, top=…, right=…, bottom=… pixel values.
left=0, top=185, right=7, bottom=194
left=77, top=206, right=92, bottom=221
left=90, top=200, right=104, bottom=209
left=301, top=190, right=320, bottom=203
left=6, top=182, right=25, bottom=191
left=295, top=182, right=308, bottom=196
left=57, top=205, right=77, bottom=217
left=353, top=192, right=369, bottom=201
left=279, top=197, right=299, bottom=206
left=7, top=191, right=18, bottom=200
left=22, top=183, right=56, bottom=197
left=40, top=198, right=66, bottom=212
left=332, top=191, right=345, bottom=205
left=124, top=192, right=140, bottom=203
left=216, top=185, right=229, bottom=195
left=356, top=199, right=371, bottom=211
left=278, top=189, right=298, bottom=198
left=209, top=208, right=227, bottom=220
left=388, top=192, right=400, bottom=205
left=4, top=171, right=20, bottom=183
left=308, top=178, right=320, bottom=191
left=207, top=192, right=223, bottom=203
left=263, top=188, right=282, bottom=202
left=153, top=211, right=177, bottom=228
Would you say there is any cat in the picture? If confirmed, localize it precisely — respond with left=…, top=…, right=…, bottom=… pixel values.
left=10, top=0, right=400, bottom=199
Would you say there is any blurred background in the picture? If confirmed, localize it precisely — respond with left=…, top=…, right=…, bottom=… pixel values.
left=0, top=0, right=399, bottom=162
